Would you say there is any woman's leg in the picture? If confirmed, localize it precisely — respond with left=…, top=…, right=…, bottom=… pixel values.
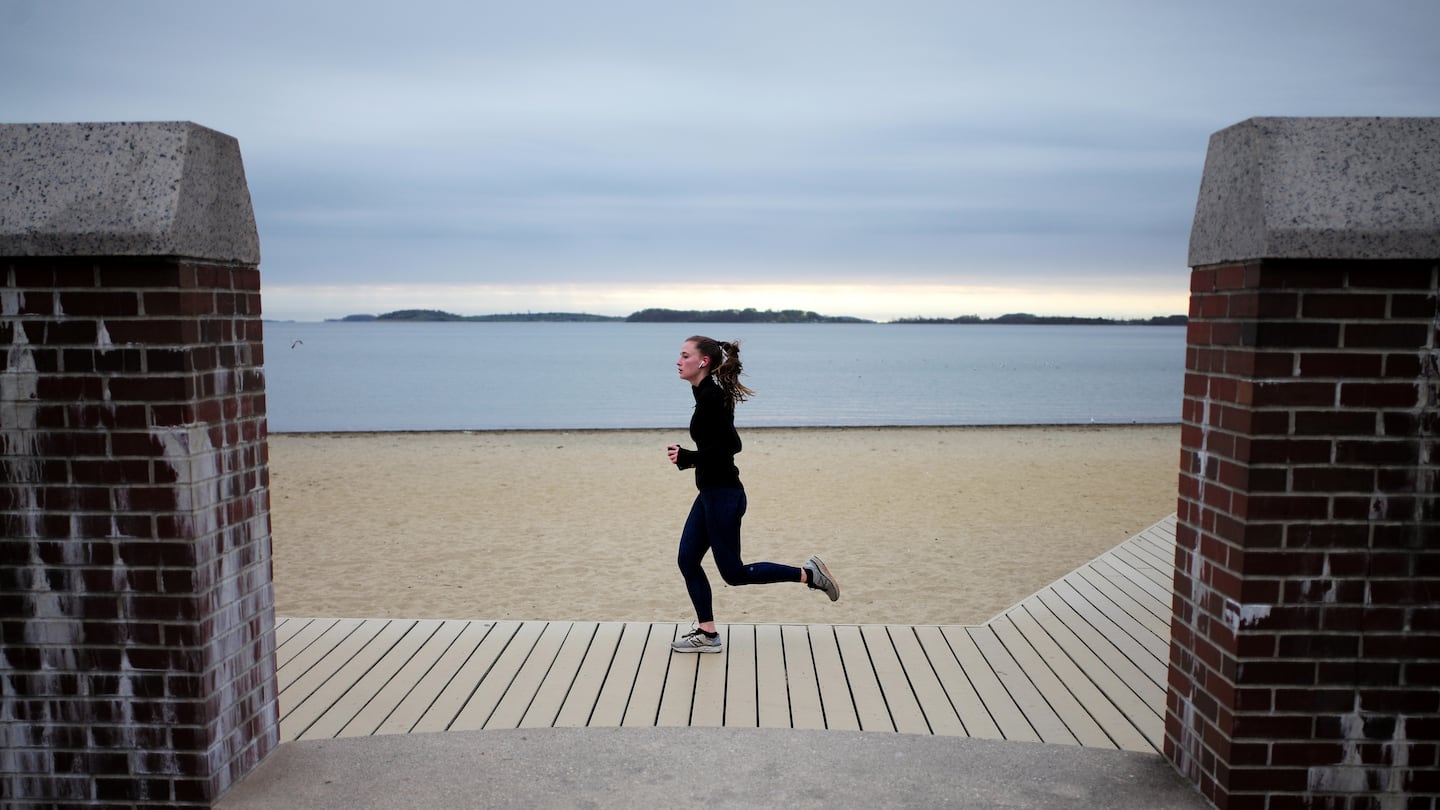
left=676, top=494, right=715, bottom=624
left=704, top=489, right=803, bottom=587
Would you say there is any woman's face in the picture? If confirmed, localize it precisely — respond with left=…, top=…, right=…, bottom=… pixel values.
left=677, top=340, right=709, bottom=385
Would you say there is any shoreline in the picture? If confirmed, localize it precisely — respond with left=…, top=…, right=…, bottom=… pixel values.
left=267, top=424, right=1182, bottom=626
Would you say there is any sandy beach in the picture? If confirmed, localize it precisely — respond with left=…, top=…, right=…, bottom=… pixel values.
left=267, top=425, right=1180, bottom=626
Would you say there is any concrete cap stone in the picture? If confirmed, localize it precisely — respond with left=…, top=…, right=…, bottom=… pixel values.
left=0, top=121, right=260, bottom=263
left=1188, top=116, right=1440, bottom=267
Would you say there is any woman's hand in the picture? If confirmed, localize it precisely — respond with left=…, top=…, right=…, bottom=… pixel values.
left=666, top=444, right=681, bottom=465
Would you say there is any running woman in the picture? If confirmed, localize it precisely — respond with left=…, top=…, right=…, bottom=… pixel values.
left=665, top=335, right=840, bottom=653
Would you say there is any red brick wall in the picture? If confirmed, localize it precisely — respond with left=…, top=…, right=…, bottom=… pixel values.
left=1, top=257, right=278, bottom=805
left=1168, top=258, right=1439, bottom=809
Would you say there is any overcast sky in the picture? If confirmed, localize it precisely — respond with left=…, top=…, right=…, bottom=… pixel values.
left=3, top=0, right=1436, bottom=321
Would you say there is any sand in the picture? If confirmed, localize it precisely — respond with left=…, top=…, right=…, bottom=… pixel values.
left=266, top=425, right=1180, bottom=626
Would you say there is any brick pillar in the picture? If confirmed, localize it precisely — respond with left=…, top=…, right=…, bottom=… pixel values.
left=1, top=123, right=278, bottom=806
left=1168, top=117, right=1439, bottom=809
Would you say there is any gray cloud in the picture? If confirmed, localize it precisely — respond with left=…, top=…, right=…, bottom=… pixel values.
left=3, top=0, right=1437, bottom=313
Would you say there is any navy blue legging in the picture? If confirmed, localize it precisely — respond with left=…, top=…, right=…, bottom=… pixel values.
left=677, top=488, right=802, bottom=624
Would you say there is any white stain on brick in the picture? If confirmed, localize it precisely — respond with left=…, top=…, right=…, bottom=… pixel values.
left=1308, top=696, right=1413, bottom=807
left=1, top=269, right=22, bottom=315
left=153, top=423, right=260, bottom=797
left=1411, top=303, right=1439, bottom=523
left=1222, top=598, right=1272, bottom=631
left=1308, top=707, right=1372, bottom=794
left=109, top=489, right=131, bottom=540
left=1, top=322, right=40, bottom=539
left=1171, top=694, right=1203, bottom=785
left=1300, top=556, right=1337, bottom=604
left=1187, top=392, right=1213, bottom=608
left=1, top=317, right=96, bottom=800
left=154, top=427, right=221, bottom=537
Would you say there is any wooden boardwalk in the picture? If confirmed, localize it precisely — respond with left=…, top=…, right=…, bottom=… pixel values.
left=273, top=515, right=1177, bottom=752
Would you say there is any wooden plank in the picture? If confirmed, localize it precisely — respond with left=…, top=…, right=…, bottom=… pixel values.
left=1074, top=562, right=1170, bottom=626
left=1126, top=525, right=1178, bottom=570
left=264, top=516, right=1184, bottom=744
left=1036, top=585, right=1169, bottom=706
left=780, top=625, right=824, bottom=730
left=1109, top=544, right=1173, bottom=589
left=369, top=619, right=483, bottom=736
left=279, top=619, right=382, bottom=718
left=987, top=616, right=1111, bottom=748
left=725, top=624, right=758, bottom=728
left=1129, top=529, right=1176, bottom=566
left=589, top=623, right=650, bottom=727
left=1012, top=603, right=1159, bottom=752
left=1060, top=574, right=1168, bottom=661
left=1051, top=580, right=1168, bottom=674
left=487, top=621, right=577, bottom=729
left=622, top=624, right=678, bottom=727
left=520, top=622, right=600, bottom=729
left=328, top=619, right=458, bottom=738
left=1022, top=597, right=1163, bottom=718
left=1094, top=550, right=1171, bottom=598
left=755, top=625, right=789, bottom=729
left=284, top=619, right=416, bottom=742
left=1132, top=531, right=1176, bottom=567
left=688, top=625, right=725, bottom=726
left=447, top=621, right=548, bottom=731
left=1091, top=556, right=1173, bottom=616
left=938, top=626, right=1039, bottom=743
left=553, top=622, right=625, bottom=728
left=807, top=625, right=859, bottom=731
left=967, top=624, right=1077, bottom=746
left=410, top=621, right=521, bottom=733
left=860, top=625, right=928, bottom=734
left=913, top=626, right=1001, bottom=739
left=302, top=620, right=445, bottom=740
left=886, top=626, right=965, bottom=736
left=1073, top=566, right=1172, bottom=639
left=835, top=625, right=892, bottom=732
left=1137, top=517, right=1177, bottom=549
left=483, top=616, right=578, bottom=732
left=274, top=618, right=339, bottom=669
left=273, top=617, right=307, bottom=649
left=659, top=628, right=702, bottom=727
left=277, top=618, right=366, bottom=693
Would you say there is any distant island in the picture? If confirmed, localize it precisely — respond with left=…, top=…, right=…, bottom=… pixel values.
left=626, top=308, right=871, bottom=324
left=333, top=308, right=1186, bottom=326
left=336, top=309, right=621, bottom=323
left=334, top=307, right=868, bottom=324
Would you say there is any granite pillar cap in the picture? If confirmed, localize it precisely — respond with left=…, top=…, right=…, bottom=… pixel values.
left=1188, top=116, right=1440, bottom=267
left=0, top=121, right=260, bottom=264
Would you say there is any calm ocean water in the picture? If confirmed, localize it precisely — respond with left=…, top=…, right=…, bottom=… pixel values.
left=259, top=322, right=1186, bottom=432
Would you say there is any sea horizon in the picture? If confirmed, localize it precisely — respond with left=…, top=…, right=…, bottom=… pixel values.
left=260, top=321, right=1187, bottom=433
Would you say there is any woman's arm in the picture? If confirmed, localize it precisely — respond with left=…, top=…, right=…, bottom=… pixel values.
left=672, top=386, right=740, bottom=469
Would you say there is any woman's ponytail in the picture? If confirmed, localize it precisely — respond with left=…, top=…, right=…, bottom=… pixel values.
left=687, top=335, right=756, bottom=409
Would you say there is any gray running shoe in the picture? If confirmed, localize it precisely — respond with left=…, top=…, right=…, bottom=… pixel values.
left=804, top=556, right=840, bottom=602
left=671, top=627, right=723, bottom=653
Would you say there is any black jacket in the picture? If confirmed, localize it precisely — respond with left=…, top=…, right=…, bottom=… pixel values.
left=674, top=376, right=743, bottom=490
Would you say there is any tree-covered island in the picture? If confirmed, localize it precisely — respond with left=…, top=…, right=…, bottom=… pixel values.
left=334, top=308, right=1186, bottom=325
